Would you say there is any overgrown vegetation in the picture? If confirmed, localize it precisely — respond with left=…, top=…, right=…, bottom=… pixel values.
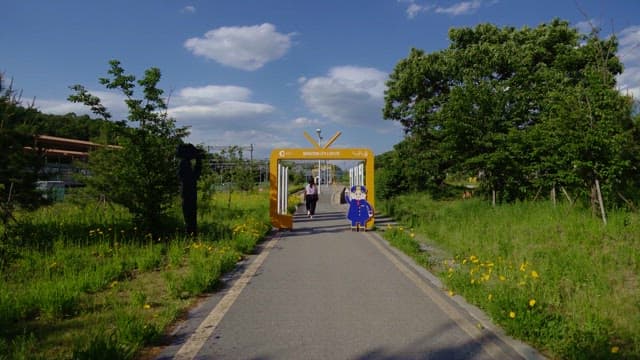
left=1, top=70, right=124, bottom=236
left=0, top=190, right=270, bottom=360
left=0, top=74, right=47, bottom=232
left=380, top=194, right=640, bottom=359
left=68, top=60, right=190, bottom=236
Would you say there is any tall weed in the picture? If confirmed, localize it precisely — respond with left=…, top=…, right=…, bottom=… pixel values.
left=2, top=190, right=271, bottom=359
left=380, top=194, right=640, bottom=358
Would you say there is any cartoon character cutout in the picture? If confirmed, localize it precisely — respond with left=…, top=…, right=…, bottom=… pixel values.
left=346, top=185, right=373, bottom=230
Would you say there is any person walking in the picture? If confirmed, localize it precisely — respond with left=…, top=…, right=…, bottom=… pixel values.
left=304, top=178, right=318, bottom=218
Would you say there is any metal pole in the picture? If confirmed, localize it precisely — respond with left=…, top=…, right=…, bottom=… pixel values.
left=316, top=129, right=322, bottom=193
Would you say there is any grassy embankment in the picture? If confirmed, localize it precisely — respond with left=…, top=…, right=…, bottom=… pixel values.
left=379, top=194, right=639, bottom=359
left=0, top=188, right=297, bottom=360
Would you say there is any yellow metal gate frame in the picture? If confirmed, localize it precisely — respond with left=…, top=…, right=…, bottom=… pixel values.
left=269, top=132, right=374, bottom=230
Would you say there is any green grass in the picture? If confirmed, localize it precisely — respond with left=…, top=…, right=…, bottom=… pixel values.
left=379, top=194, right=640, bottom=359
left=0, top=190, right=271, bottom=360
left=382, top=225, right=430, bottom=268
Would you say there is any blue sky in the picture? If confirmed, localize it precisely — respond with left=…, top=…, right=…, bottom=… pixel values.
left=2, top=0, right=639, bottom=160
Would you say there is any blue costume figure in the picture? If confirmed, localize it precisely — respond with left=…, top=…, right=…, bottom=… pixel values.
left=346, top=185, right=373, bottom=231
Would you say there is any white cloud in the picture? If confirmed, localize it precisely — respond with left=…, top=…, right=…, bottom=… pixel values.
left=290, top=117, right=321, bottom=128
left=169, top=101, right=274, bottom=121
left=36, top=90, right=128, bottom=119
left=400, top=0, right=485, bottom=19
left=575, top=19, right=599, bottom=35
left=168, top=84, right=276, bottom=136
left=435, top=0, right=481, bottom=15
left=397, top=0, right=431, bottom=19
left=406, top=3, right=430, bottom=19
left=617, top=25, right=640, bottom=101
left=184, top=23, right=295, bottom=71
left=175, top=85, right=251, bottom=104
left=37, top=85, right=275, bottom=126
left=618, top=66, right=640, bottom=100
left=35, top=100, right=89, bottom=115
left=618, top=25, right=640, bottom=64
left=300, top=66, right=388, bottom=127
left=181, top=5, right=196, bottom=14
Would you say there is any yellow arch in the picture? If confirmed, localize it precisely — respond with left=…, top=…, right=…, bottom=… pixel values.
left=269, top=147, right=375, bottom=230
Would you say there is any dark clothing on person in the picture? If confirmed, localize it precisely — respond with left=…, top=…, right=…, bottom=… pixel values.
left=305, top=194, right=318, bottom=216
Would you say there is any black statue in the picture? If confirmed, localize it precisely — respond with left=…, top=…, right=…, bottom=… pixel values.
left=177, top=143, right=203, bottom=236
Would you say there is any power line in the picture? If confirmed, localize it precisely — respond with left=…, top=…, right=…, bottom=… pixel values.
left=206, top=144, right=254, bottom=161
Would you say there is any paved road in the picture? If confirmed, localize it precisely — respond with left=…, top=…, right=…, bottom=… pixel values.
left=157, top=186, right=543, bottom=360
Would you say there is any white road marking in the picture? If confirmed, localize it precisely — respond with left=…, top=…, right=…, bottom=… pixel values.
left=172, top=233, right=280, bottom=359
left=364, top=232, right=510, bottom=360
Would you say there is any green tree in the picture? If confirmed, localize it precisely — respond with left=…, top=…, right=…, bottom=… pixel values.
left=225, top=146, right=255, bottom=192
left=383, top=19, right=637, bottom=205
left=375, top=134, right=449, bottom=200
left=69, top=60, right=188, bottom=235
left=0, top=74, right=46, bottom=227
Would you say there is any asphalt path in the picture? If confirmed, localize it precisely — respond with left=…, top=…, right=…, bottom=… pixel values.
left=157, top=186, right=544, bottom=360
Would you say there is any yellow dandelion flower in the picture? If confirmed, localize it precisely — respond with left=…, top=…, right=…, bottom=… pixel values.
left=499, top=275, right=506, bottom=281
left=519, top=262, right=527, bottom=272
left=611, top=346, right=620, bottom=354
left=509, top=311, right=516, bottom=319
left=469, top=255, right=477, bottom=261
left=529, top=299, right=536, bottom=307
left=488, top=294, right=493, bottom=301
left=448, top=290, right=454, bottom=297
left=143, top=304, right=151, bottom=309
left=531, top=270, right=539, bottom=279
left=410, top=233, right=415, bottom=238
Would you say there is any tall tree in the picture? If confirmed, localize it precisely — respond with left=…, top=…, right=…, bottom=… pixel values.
left=383, top=19, right=637, bottom=205
left=69, top=60, right=189, bottom=235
